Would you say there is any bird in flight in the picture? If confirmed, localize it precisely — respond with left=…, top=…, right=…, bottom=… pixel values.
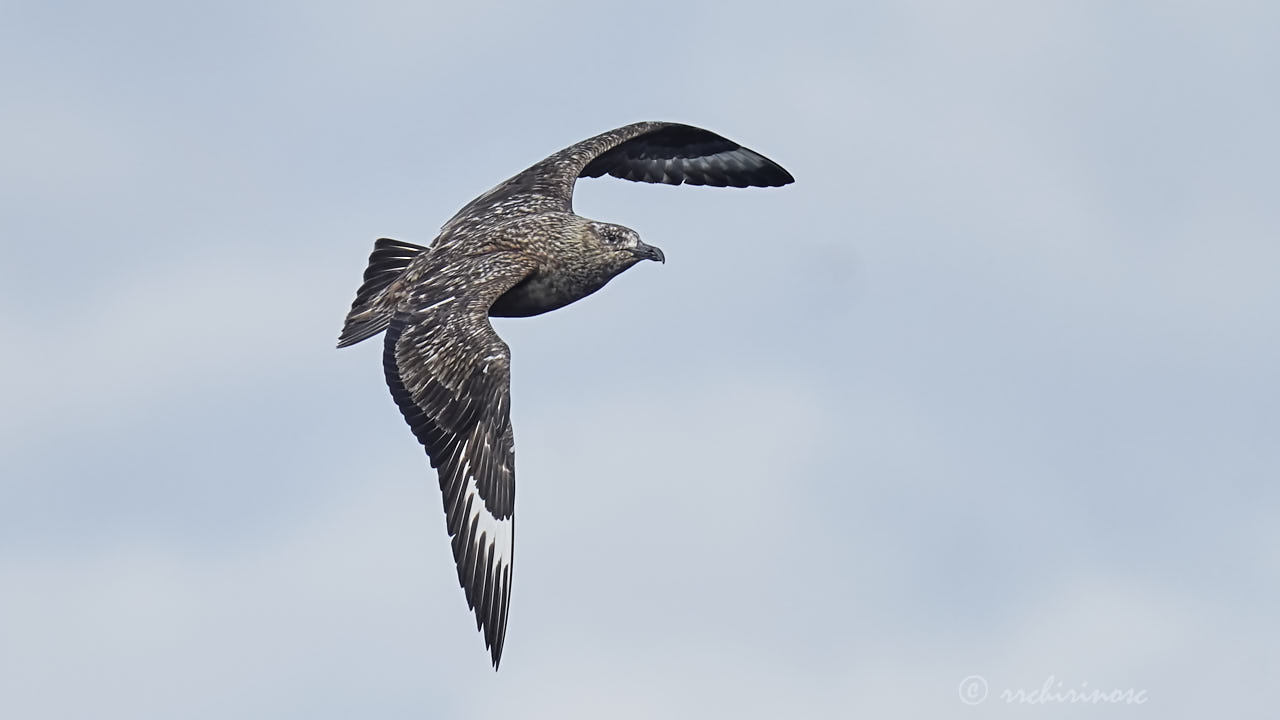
left=337, top=122, right=793, bottom=668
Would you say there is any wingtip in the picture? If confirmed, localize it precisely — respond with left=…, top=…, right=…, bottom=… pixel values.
left=486, top=630, right=505, bottom=670
left=767, top=169, right=796, bottom=187
left=758, top=155, right=795, bottom=187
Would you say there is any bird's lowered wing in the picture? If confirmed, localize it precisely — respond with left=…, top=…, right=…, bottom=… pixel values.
left=383, top=251, right=536, bottom=668
left=439, top=122, right=793, bottom=239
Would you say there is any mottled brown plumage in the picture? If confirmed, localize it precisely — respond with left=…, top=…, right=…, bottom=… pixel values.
left=337, top=122, right=793, bottom=668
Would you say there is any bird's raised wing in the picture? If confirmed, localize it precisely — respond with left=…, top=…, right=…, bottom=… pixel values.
left=438, top=122, right=794, bottom=240
left=383, top=251, right=536, bottom=668
left=578, top=123, right=795, bottom=188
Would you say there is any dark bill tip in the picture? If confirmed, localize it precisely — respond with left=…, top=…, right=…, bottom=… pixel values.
left=633, top=242, right=665, bottom=264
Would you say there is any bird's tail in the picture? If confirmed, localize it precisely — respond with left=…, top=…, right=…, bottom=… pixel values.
left=337, top=237, right=427, bottom=348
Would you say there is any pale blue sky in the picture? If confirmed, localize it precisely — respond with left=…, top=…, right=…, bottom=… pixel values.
left=2, top=1, right=1277, bottom=718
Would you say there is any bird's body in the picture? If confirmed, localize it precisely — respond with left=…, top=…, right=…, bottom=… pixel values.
left=338, top=121, right=792, bottom=667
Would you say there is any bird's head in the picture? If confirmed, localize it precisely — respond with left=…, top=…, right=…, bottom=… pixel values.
left=585, top=221, right=665, bottom=266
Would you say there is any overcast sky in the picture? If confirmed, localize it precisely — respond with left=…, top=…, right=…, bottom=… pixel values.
left=2, top=1, right=1277, bottom=718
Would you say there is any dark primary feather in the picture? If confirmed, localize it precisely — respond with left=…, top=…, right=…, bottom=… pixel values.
left=579, top=124, right=795, bottom=188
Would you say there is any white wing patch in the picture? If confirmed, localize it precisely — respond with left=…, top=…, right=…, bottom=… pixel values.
left=458, top=475, right=513, bottom=603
